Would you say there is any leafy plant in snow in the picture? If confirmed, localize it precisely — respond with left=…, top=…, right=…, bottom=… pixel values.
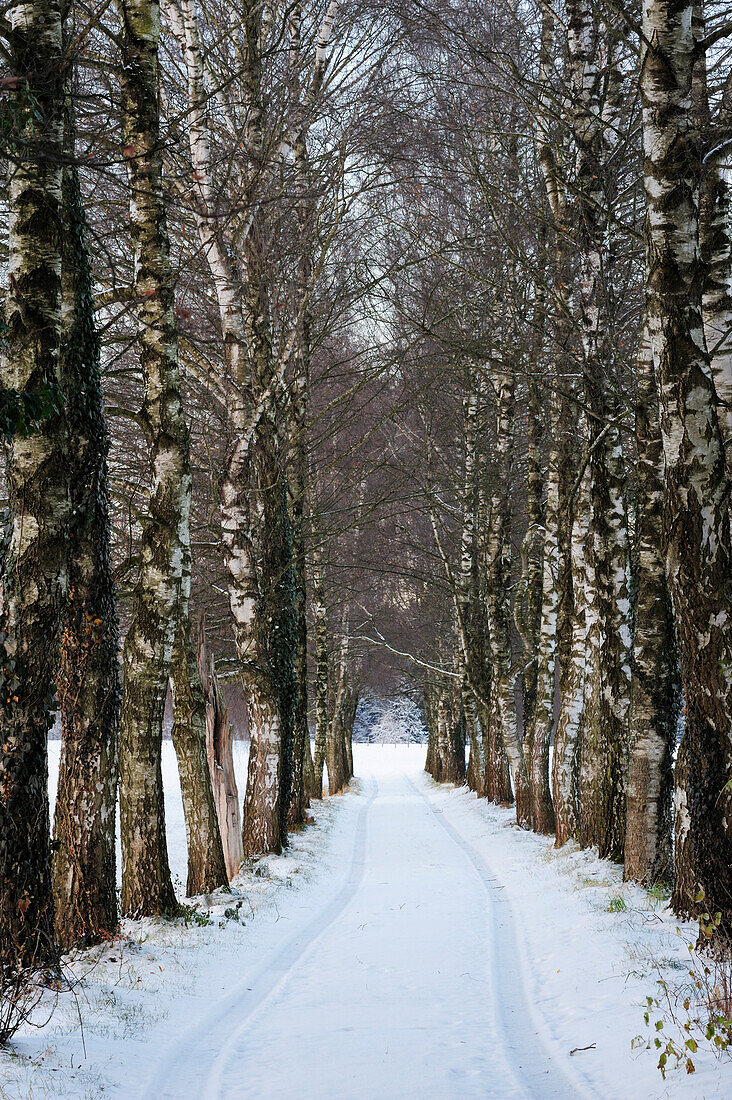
left=633, top=890, right=732, bottom=1077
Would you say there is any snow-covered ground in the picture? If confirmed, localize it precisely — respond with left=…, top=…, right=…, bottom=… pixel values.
left=1, top=744, right=729, bottom=1099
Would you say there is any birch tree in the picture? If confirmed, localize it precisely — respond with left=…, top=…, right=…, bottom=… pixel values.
left=640, top=0, right=732, bottom=928
left=566, top=0, right=631, bottom=861
left=624, top=324, right=680, bottom=885
left=118, top=0, right=189, bottom=916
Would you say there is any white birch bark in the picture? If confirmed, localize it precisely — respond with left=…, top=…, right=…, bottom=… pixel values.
left=117, top=0, right=189, bottom=917
left=640, top=0, right=732, bottom=927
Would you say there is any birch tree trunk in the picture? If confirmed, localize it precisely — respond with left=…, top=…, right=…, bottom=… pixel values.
left=514, top=362, right=544, bottom=759
left=476, top=434, right=513, bottom=805
left=428, top=679, right=465, bottom=784
left=695, top=14, right=732, bottom=470
left=640, top=0, right=732, bottom=927
left=288, top=2, right=315, bottom=821
left=524, top=398, right=560, bottom=835
left=311, top=545, right=328, bottom=798
left=624, top=325, right=680, bottom=885
left=443, top=381, right=510, bottom=803
left=553, top=461, right=590, bottom=846
left=174, top=0, right=297, bottom=855
left=567, top=0, right=631, bottom=861
left=118, top=0, right=188, bottom=916
left=0, top=0, right=66, bottom=971
left=169, top=544, right=228, bottom=894
left=457, top=383, right=485, bottom=790
left=326, top=608, right=349, bottom=795
left=52, top=96, right=121, bottom=949
left=530, top=9, right=575, bottom=835
left=485, top=367, right=530, bottom=826
left=462, top=680, right=484, bottom=794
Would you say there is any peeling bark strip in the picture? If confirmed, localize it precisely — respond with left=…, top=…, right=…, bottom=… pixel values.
left=640, top=0, right=732, bottom=927
left=53, top=97, right=121, bottom=950
left=198, top=614, right=242, bottom=880
left=118, top=0, right=190, bottom=916
left=624, top=324, right=680, bottom=886
left=0, top=0, right=66, bottom=973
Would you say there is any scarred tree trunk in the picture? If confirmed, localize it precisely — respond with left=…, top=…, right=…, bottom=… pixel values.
left=624, top=325, right=680, bottom=885
left=0, top=0, right=66, bottom=971
left=197, top=614, right=242, bottom=881
left=118, top=0, right=188, bottom=917
left=640, top=0, right=732, bottom=927
left=52, top=96, right=121, bottom=950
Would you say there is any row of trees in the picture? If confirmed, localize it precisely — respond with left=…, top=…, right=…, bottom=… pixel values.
left=0, top=0, right=366, bottom=982
left=412, top=0, right=732, bottom=940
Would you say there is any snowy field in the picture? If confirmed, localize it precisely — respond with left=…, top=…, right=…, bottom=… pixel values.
left=1, top=743, right=729, bottom=1099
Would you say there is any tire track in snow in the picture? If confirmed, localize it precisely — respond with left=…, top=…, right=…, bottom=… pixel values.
left=140, top=778, right=377, bottom=1100
left=408, top=774, right=596, bottom=1100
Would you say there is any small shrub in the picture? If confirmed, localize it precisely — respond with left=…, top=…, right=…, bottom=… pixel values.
left=177, top=904, right=212, bottom=928
left=635, top=891, right=732, bottom=1078
left=223, top=901, right=244, bottom=923
left=0, top=966, right=45, bottom=1046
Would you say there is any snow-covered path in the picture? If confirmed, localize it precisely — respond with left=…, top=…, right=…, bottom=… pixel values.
left=3, top=743, right=728, bottom=1099
left=145, top=766, right=587, bottom=1100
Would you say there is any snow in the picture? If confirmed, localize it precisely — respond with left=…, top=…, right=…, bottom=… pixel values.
left=1, top=742, right=730, bottom=1099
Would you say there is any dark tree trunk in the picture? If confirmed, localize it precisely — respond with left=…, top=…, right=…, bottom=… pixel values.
left=52, top=98, right=121, bottom=951
left=0, top=0, right=66, bottom=973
